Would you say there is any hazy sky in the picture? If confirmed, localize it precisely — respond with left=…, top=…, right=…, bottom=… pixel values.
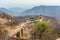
left=0, top=0, right=60, bottom=9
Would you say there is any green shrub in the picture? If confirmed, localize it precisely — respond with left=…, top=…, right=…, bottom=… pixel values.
left=34, top=21, right=51, bottom=33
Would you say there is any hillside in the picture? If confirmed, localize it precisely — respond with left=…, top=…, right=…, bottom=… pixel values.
left=0, top=13, right=60, bottom=40
left=17, top=15, right=60, bottom=40
left=0, top=12, right=21, bottom=40
left=22, top=5, right=60, bottom=18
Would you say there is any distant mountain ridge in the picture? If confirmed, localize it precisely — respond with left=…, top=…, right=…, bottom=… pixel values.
left=0, top=8, right=25, bottom=16
left=22, top=5, right=60, bottom=18
left=1, top=5, right=60, bottom=18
